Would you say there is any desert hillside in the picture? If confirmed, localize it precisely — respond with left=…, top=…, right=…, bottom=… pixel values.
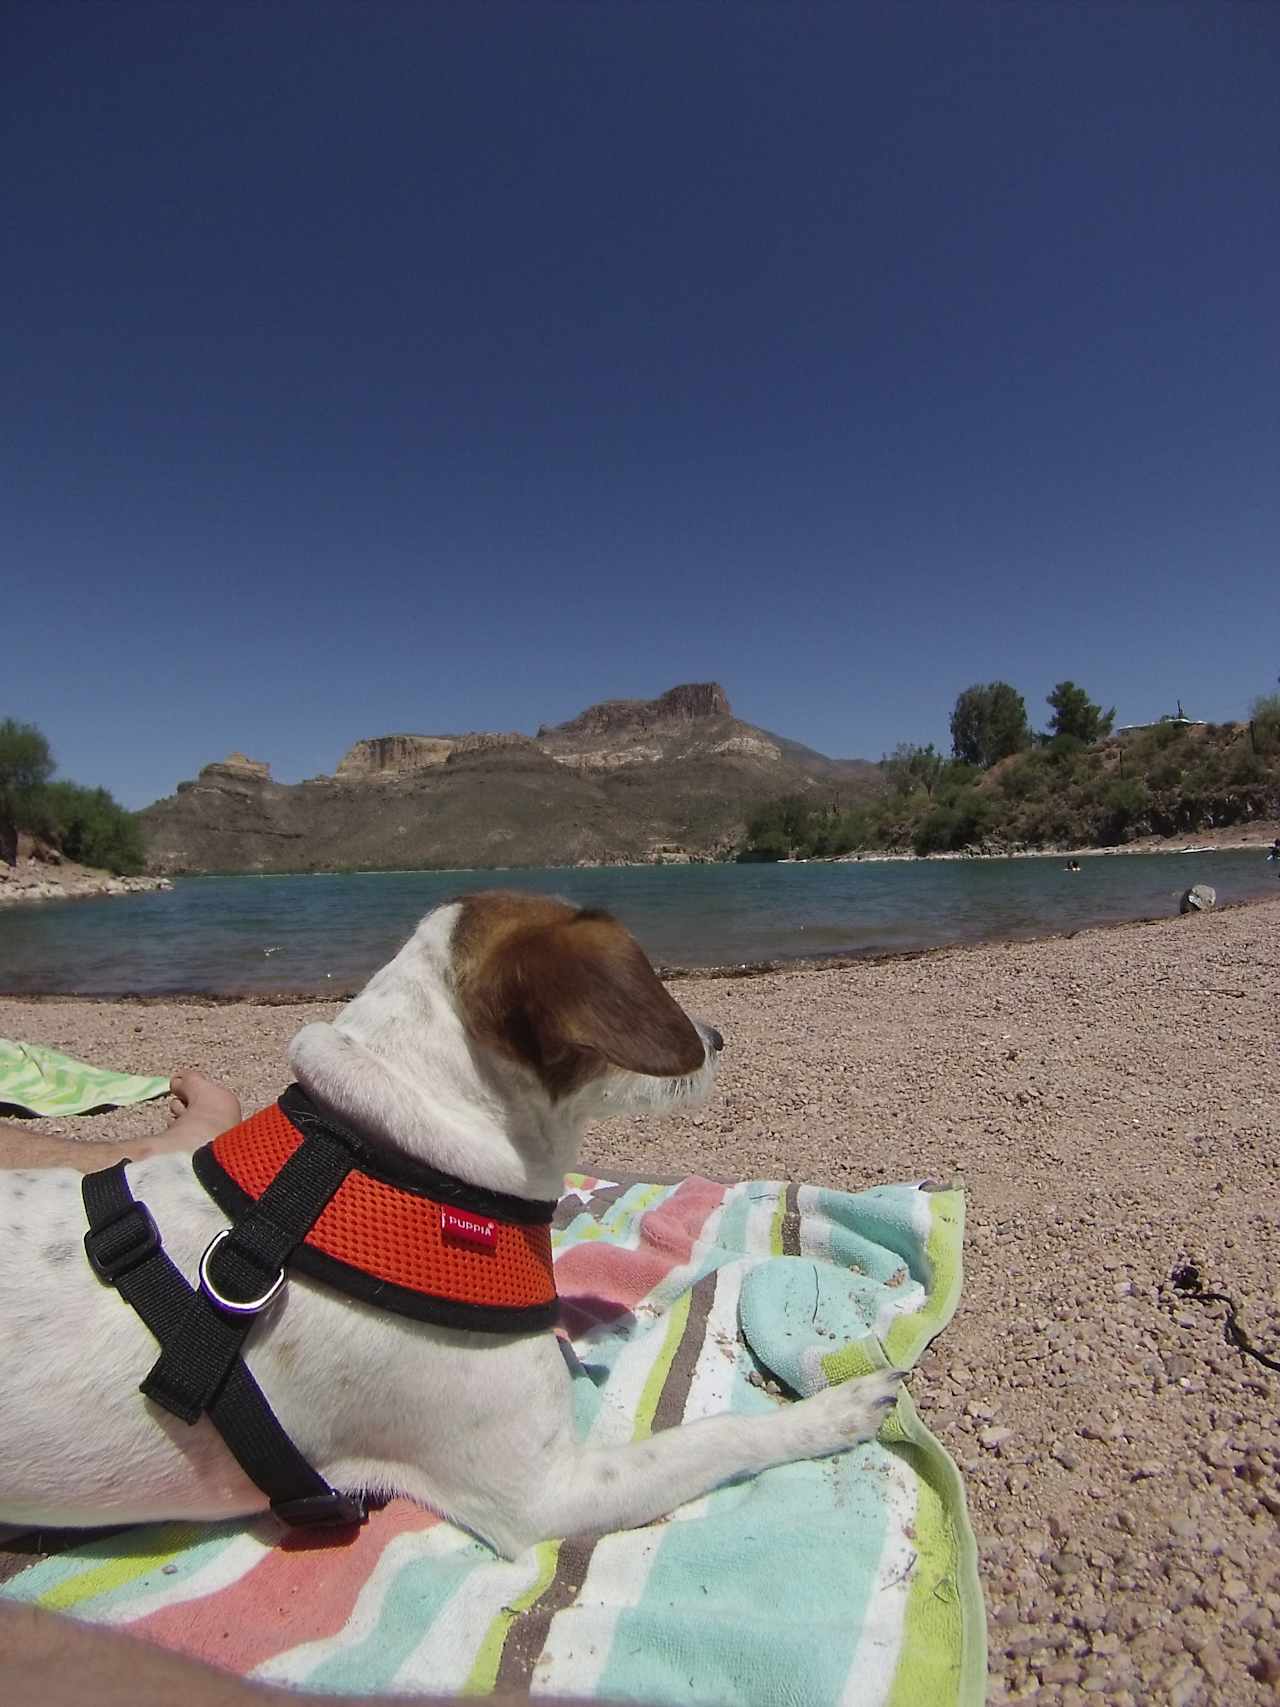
left=137, top=684, right=878, bottom=874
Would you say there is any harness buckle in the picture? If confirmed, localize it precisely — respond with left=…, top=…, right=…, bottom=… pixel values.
left=84, top=1201, right=160, bottom=1284
left=271, top=1490, right=368, bottom=1528
left=199, top=1228, right=287, bottom=1316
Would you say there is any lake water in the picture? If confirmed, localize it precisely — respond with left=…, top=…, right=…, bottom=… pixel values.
left=1, top=850, right=1275, bottom=997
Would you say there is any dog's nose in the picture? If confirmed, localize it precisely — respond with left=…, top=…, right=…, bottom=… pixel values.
left=704, top=1025, right=724, bottom=1054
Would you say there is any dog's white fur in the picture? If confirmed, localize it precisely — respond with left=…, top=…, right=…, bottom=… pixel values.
left=0, top=896, right=901, bottom=1556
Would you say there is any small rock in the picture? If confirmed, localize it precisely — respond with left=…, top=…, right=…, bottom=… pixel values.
left=1179, top=883, right=1216, bottom=913
left=978, top=1426, right=1014, bottom=1450
left=1197, top=1641, right=1229, bottom=1685
left=1041, top=1658, right=1082, bottom=1685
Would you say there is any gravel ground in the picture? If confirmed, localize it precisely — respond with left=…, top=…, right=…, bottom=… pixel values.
left=3, top=898, right=1278, bottom=1707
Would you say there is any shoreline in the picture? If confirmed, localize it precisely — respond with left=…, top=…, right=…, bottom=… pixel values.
left=4, top=888, right=1278, bottom=1004
left=23, top=814, right=1275, bottom=890
left=0, top=861, right=173, bottom=907
left=815, top=818, right=1280, bottom=865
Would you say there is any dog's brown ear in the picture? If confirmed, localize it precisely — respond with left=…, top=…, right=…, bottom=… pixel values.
left=504, top=911, right=706, bottom=1094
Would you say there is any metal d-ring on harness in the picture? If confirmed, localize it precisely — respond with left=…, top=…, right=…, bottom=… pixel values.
left=81, top=1132, right=368, bottom=1530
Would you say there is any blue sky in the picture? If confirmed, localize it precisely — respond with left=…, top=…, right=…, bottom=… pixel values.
left=6, top=1, right=1278, bottom=808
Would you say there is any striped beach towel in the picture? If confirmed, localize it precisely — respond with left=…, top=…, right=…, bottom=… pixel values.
left=0, top=1038, right=170, bottom=1117
left=1, top=1173, right=984, bottom=1706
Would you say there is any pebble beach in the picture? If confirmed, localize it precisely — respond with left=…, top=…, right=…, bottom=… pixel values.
left=2, top=897, right=1278, bottom=1706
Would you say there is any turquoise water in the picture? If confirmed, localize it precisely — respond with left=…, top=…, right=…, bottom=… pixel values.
left=0, top=851, right=1274, bottom=997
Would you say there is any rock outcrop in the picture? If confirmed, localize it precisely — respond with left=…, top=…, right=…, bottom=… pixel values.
left=540, top=682, right=732, bottom=739
left=336, top=732, right=544, bottom=777
left=196, top=753, right=272, bottom=781
left=335, top=735, right=457, bottom=777
left=139, top=683, right=878, bottom=874
left=177, top=755, right=272, bottom=794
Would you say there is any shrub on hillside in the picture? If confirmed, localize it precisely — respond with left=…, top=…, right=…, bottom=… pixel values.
left=1151, top=720, right=1190, bottom=752
left=911, top=788, right=997, bottom=855
left=1096, top=778, right=1152, bottom=843
left=998, top=754, right=1049, bottom=801
left=1250, top=694, right=1280, bottom=754
left=1229, top=748, right=1268, bottom=787
left=1148, top=759, right=1185, bottom=792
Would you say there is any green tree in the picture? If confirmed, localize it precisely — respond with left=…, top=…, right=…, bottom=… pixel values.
left=0, top=717, right=55, bottom=827
left=0, top=717, right=144, bottom=874
left=1045, top=681, right=1115, bottom=745
left=43, top=781, right=145, bottom=875
left=949, top=683, right=1031, bottom=768
left=740, top=794, right=815, bottom=861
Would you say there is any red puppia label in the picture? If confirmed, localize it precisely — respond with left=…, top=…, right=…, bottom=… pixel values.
left=441, top=1207, right=498, bottom=1251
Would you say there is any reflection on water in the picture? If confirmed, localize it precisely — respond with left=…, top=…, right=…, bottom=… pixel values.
left=0, top=850, right=1275, bottom=996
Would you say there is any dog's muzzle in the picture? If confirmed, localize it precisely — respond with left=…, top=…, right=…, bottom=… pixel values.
left=698, top=1022, right=725, bottom=1054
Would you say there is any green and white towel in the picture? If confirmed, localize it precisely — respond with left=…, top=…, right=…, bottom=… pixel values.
left=0, top=1038, right=170, bottom=1117
left=1, top=1172, right=984, bottom=1705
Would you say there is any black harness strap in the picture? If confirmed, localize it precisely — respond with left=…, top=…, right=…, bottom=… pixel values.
left=83, top=1161, right=365, bottom=1529
left=144, top=1130, right=353, bottom=1421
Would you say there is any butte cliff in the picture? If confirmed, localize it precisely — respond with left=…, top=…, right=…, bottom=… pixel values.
left=137, top=685, right=877, bottom=873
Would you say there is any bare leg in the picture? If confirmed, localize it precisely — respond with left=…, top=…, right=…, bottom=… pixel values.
left=0, top=1071, right=242, bottom=1173
left=0, top=1600, right=595, bottom=1707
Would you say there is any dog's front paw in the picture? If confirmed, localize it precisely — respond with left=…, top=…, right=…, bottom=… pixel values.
left=787, top=1368, right=906, bottom=1458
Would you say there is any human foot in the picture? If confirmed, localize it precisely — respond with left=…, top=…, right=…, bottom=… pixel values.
left=163, top=1070, right=242, bottom=1148
left=126, top=1070, right=241, bottom=1160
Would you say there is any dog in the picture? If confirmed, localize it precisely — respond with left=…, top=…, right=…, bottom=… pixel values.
left=0, top=891, right=902, bottom=1557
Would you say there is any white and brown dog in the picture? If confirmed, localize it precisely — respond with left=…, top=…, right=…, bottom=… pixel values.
left=0, top=892, right=901, bottom=1557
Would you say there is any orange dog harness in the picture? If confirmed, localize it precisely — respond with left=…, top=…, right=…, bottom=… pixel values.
left=193, top=1087, right=559, bottom=1332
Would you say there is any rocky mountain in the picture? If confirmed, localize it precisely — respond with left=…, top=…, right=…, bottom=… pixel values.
left=137, top=685, right=879, bottom=874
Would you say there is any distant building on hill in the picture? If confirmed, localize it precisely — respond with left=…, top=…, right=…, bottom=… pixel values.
left=1116, top=699, right=1208, bottom=735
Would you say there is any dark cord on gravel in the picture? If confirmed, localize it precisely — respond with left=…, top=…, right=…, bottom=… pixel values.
left=1170, top=1264, right=1280, bottom=1375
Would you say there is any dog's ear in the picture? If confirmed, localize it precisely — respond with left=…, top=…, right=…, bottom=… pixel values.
left=500, top=911, right=706, bottom=1094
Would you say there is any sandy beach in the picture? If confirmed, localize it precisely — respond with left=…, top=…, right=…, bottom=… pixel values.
left=2, top=898, right=1278, bottom=1706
